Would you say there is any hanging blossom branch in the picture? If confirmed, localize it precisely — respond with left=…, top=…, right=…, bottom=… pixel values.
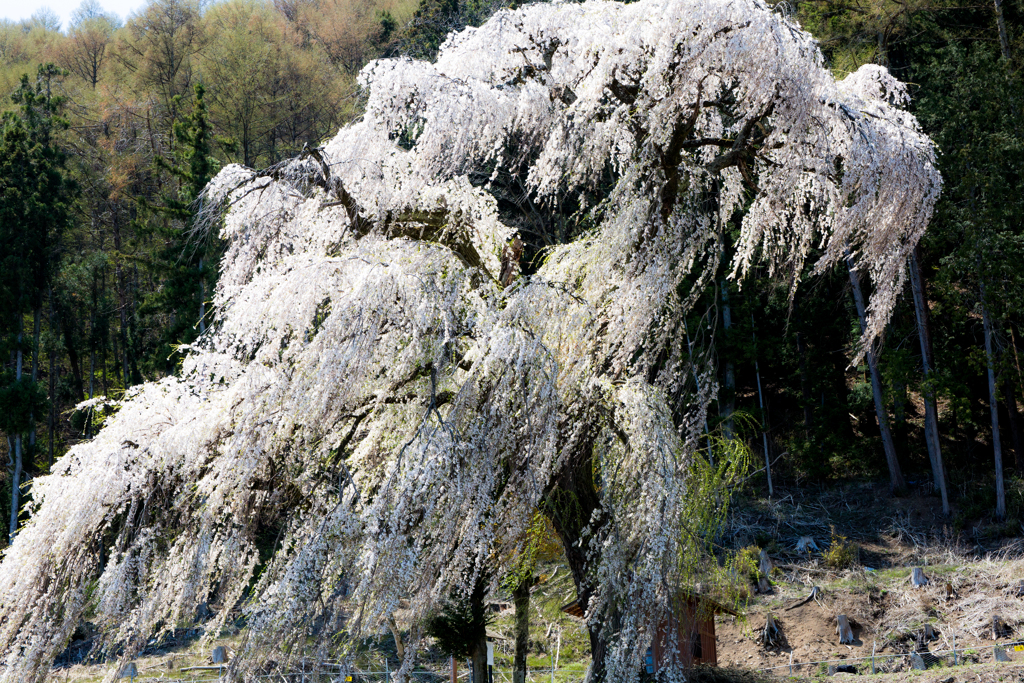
left=0, top=0, right=938, bottom=681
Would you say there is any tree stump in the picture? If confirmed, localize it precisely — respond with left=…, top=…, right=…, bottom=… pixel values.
left=910, top=567, right=929, bottom=587
left=796, top=537, right=819, bottom=553
left=117, top=662, right=138, bottom=679
left=837, top=615, right=854, bottom=644
left=196, top=601, right=213, bottom=620
left=758, top=576, right=773, bottom=594
left=992, top=615, right=1009, bottom=640
left=759, top=549, right=774, bottom=576
left=910, top=653, right=926, bottom=670
left=994, top=646, right=1011, bottom=662
left=762, top=613, right=781, bottom=647
left=212, top=646, right=228, bottom=664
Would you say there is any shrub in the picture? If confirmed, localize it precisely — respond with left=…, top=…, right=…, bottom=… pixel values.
left=823, top=526, right=857, bottom=569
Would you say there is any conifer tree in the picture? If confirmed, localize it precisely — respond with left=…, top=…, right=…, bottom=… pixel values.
left=143, top=82, right=220, bottom=373
left=0, top=64, right=74, bottom=544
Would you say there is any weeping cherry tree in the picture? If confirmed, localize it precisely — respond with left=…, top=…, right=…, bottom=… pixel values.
left=0, top=0, right=939, bottom=680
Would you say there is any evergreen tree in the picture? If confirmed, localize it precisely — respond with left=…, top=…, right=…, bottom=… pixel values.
left=141, top=82, right=220, bottom=374
left=0, top=64, right=75, bottom=543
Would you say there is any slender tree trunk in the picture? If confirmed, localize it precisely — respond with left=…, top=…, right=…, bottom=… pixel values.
left=893, top=376, right=908, bottom=454
left=48, top=297, right=56, bottom=469
left=62, top=324, right=85, bottom=403
left=909, top=248, right=949, bottom=514
left=1004, top=382, right=1024, bottom=473
left=29, top=307, right=40, bottom=453
left=31, top=308, right=40, bottom=383
left=993, top=0, right=1012, bottom=59
left=752, top=312, right=773, bottom=496
left=980, top=279, right=1006, bottom=519
left=9, top=329, right=24, bottom=545
left=847, top=254, right=905, bottom=493
left=386, top=615, right=405, bottom=662
left=795, top=303, right=813, bottom=436
left=513, top=577, right=531, bottom=683
left=720, top=280, right=734, bottom=439
left=114, top=215, right=130, bottom=389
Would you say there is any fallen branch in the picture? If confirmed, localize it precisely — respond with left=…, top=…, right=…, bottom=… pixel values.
left=785, top=586, right=823, bottom=611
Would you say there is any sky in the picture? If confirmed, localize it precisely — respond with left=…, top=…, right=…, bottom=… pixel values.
left=3, top=0, right=146, bottom=31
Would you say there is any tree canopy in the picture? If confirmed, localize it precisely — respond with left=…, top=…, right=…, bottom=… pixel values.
left=0, top=0, right=940, bottom=681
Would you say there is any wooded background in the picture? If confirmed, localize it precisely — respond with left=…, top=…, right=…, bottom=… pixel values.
left=1, top=0, right=1022, bottom=541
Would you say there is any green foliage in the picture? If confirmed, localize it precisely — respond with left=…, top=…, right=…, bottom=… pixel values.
left=822, top=526, right=857, bottom=570
left=732, top=545, right=762, bottom=584
left=422, top=581, right=491, bottom=659
left=0, top=375, right=48, bottom=433
left=953, top=475, right=1024, bottom=531
left=141, top=82, right=223, bottom=374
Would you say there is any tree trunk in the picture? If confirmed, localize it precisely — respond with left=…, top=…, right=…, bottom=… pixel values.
left=546, top=441, right=612, bottom=683
left=720, top=280, right=735, bottom=439
left=386, top=615, right=405, bottom=662
left=9, top=330, right=24, bottom=545
left=993, top=0, right=1012, bottom=59
left=846, top=254, right=905, bottom=493
left=48, top=297, right=56, bottom=468
left=513, top=577, right=530, bottom=683
left=909, top=247, right=949, bottom=514
left=31, top=308, right=40, bottom=383
left=795, top=304, right=813, bottom=436
left=114, top=215, right=130, bottom=389
left=29, top=307, right=40, bottom=453
left=463, top=576, right=489, bottom=683
left=980, top=280, right=1006, bottom=519
left=1003, top=382, right=1024, bottom=473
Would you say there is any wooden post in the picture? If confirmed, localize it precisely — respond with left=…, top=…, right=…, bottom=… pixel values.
left=452, top=656, right=457, bottom=683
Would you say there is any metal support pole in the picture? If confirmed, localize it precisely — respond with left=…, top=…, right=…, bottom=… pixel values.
left=871, top=641, right=876, bottom=674
left=789, top=652, right=793, bottom=676
left=953, top=631, right=957, bottom=665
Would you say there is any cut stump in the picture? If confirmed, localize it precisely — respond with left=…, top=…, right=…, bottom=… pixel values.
left=796, top=537, right=819, bottom=553
left=763, top=613, right=781, bottom=647
left=759, top=549, right=774, bottom=576
left=837, top=614, right=854, bottom=644
left=911, top=567, right=929, bottom=587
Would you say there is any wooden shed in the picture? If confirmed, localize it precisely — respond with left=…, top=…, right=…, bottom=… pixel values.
left=647, top=592, right=735, bottom=670
left=562, top=591, right=735, bottom=671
